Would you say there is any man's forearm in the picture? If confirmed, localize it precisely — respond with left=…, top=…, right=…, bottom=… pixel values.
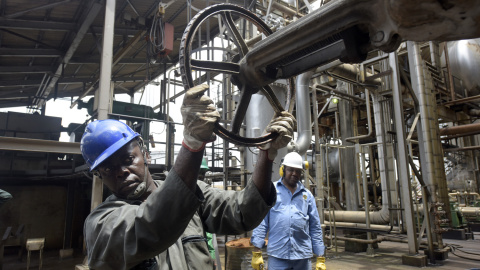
left=173, top=146, right=204, bottom=191
left=252, top=149, right=273, bottom=200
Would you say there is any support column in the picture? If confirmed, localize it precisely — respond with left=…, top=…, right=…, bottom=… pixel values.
left=407, top=41, right=448, bottom=248
left=389, top=52, right=418, bottom=255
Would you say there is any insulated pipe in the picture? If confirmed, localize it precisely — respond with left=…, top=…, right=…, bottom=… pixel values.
left=325, top=207, right=391, bottom=224
left=458, top=207, right=480, bottom=216
left=408, top=41, right=451, bottom=233
left=291, top=71, right=313, bottom=156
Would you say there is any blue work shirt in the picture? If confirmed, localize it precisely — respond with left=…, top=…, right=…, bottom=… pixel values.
left=251, top=179, right=325, bottom=260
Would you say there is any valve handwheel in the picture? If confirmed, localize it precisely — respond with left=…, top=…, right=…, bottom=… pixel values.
left=179, top=3, right=294, bottom=146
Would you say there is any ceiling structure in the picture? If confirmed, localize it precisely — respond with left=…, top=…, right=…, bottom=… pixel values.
left=0, top=0, right=257, bottom=111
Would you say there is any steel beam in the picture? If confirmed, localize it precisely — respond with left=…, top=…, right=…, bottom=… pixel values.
left=0, top=48, right=62, bottom=57
left=0, top=137, right=80, bottom=154
left=390, top=52, right=418, bottom=255
left=5, top=0, right=71, bottom=19
left=0, top=66, right=52, bottom=74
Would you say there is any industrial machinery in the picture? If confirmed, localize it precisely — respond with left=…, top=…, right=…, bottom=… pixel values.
left=176, top=1, right=480, bottom=266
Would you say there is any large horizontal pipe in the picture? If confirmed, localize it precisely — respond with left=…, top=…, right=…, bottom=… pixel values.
left=324, top=207, right=391, bottom=224
left=323, top=221, right=395, bottom=232
left=439, top=122, right=480, bottom=136
left=458, top=207, right=480, bottom=217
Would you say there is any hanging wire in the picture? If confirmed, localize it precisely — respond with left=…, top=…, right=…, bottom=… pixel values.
left=148, top=10, right=166, bottom=57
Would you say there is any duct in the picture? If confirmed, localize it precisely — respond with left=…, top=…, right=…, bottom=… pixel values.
left=291, top=72, right=313, bottom=156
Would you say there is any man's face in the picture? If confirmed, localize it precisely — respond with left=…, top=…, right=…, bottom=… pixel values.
left=283, top=165, right=302, bottom=188
left=96, top=140, right=150, bottom=199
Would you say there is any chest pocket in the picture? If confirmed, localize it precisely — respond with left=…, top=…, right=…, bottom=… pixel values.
left=291, top=192, right=310, bottom=231
left=181, top=212, right=214, bottom=270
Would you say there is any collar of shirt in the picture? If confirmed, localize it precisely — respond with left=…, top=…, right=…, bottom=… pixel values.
left=275, top=178, right=306, bottom=196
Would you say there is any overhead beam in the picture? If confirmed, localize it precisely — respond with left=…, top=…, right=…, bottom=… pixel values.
left=0, top=18, right=76, bottom=31
left=0, top=66, right=53, bottom=74
left=0, top=76, right=148, bottom=87
left=5, top=0, right=72, bottom=19
left=71, top=29, right=150, bottom=108
left=0, top=18, right=142, bottom=36
left=0, top=48, right=62, bottom=57
left=36, top=2, right=103, bottom=108
left=0, top=137, right=81, bottom=155
left=70, top=57, right=147, bottom=64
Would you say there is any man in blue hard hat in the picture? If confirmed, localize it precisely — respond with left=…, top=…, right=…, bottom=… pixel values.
left=80, top=84, right=296, bottom=270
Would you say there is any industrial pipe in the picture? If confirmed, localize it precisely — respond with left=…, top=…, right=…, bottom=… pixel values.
left=291, top=71, right=313, bottom=156
left=439, top=122, right=480, bottom=136
left=346, top=89, right=372, bottom=143
left=458, top=207, right=480, bottom=217
left=324, top=207, right=391, bottom=224
left=323, top=221, right=395, bottom=232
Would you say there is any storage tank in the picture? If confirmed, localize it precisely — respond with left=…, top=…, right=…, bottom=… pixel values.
left=444, top=38, right=480, bottom=95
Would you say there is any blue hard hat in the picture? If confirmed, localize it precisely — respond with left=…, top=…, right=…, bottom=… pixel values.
left=80, top=119, right=140, bottom=171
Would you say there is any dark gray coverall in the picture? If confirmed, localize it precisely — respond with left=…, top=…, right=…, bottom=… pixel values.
left=84, top=169, right=276, bottom=270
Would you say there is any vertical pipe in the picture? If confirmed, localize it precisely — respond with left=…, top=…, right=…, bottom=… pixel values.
left=361, top=147, right=374, bottom=255
left=390, top=52, right=418, bottom=254
left=311, top=86, right=325, bottom=223
left=372, top=93, right=394, bottom=225
left=293, top=71, right=313, bottom=156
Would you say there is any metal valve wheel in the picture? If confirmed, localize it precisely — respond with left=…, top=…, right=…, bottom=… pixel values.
left=179, top=3, right=294, bottom=146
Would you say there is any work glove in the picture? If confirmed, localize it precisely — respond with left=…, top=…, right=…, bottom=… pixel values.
left=181, top=84, right=220, bottom=152
left=251, top=251, right=264, bottom=270
left=316, top=256, right=326, bottom=270
left=259, top=111, right=296, bottom=160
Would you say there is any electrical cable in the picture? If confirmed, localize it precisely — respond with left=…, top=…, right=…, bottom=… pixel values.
left=446, top=243, right=480, bottom=261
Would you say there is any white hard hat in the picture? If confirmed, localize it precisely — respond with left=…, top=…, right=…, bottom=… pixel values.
left=282, top=152, right=304, bottom=169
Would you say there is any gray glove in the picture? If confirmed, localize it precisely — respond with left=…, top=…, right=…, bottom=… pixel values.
left=181, top=84, right=220, bottom=151
left=260, top=111, right=296, bottom=160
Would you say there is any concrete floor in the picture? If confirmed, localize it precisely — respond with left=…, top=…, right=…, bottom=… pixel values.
left=2, top=232, right=480, bottom=269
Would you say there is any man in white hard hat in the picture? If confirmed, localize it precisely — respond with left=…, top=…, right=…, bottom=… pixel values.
left=251, top=152, right=326, bottom=270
